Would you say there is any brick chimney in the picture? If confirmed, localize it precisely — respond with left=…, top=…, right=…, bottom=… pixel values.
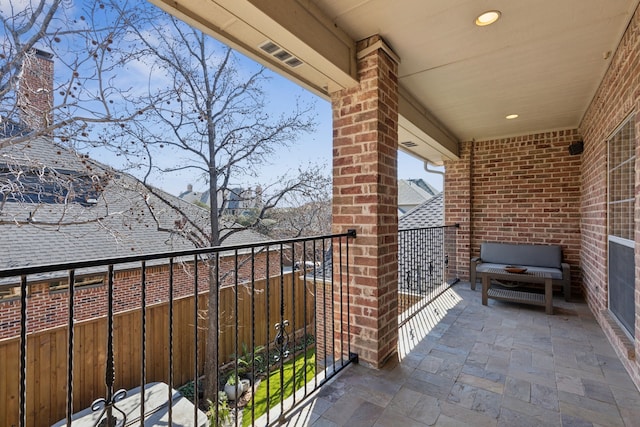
left=18, top=48, right=54, bottom=131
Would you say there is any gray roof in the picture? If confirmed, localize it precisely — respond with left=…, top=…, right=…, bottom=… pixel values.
left=0, top=137, right=268, bottom=269
left=398, top=179, right=434, bottom=210
left=399, top=193, right=444, bottom=230
left=406, top=179, right=438, bottom=197
left=178, top=188, right=210, bottom=206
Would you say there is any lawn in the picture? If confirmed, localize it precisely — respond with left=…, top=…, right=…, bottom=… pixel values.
left=242, top=348, right=315, bottom=427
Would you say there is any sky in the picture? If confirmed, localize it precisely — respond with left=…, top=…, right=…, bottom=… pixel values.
left=77, top=25, right=444, bottom=197
left=144, top=105, right=444, bottom=198
left=108, top=3, right=444, bottom=197
left=4, top=0, right=443, bottom=198
left=120, top=49, right=444, bottom=196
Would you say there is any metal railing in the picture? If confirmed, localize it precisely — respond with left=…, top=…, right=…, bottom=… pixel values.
left=0, top=230, right=356, bottom=427
left=398, top=224, right=460, bottom=324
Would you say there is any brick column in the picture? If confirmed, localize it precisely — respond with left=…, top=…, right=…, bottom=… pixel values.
left=330, top=35, right=399, bottom=368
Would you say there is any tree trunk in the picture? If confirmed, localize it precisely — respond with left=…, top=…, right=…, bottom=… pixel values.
left=204, top=128, right=221, bottom=401
left=204, top=262, right=219, bottom=402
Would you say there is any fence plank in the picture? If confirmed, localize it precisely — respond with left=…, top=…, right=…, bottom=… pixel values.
left=0, top=339, right=20, bottom=426
left=0, top=271, right=314, bottom=426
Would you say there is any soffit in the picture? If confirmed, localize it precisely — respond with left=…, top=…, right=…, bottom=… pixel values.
left=315, top=0, right=638, bottom=141
left=149, top=0, right=639, bottom=165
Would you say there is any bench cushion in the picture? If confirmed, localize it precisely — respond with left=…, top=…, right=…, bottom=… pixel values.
left=480, top=242, right=562, bottom=269
left=476, top=263, right=564, bottom=280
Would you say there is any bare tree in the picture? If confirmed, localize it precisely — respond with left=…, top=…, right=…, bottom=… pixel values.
left=0, top=1, right=200, bottom=259
left=264, top=189, right=332, bottom=239
left=0, top=0, right=152, bottom=147
left=109, top=6, right=330, bottom=399
left=1, top=0, right=330, bottom=404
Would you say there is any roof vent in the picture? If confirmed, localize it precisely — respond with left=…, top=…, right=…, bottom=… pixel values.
left=400, top=141, right=418, bottom=147
left=260, top=41, right=279, bottom=54
left=286, top=58, right=303, bottom=67
left=259, top=40, right=304, bottom=68
left=274, top=50, right=292, bottom=61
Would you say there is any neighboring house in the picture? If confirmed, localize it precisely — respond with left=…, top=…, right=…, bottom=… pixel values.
left=407, top=178, right=439, bottom=197
left=178, top=184, right=210, bottom=206
left=398, top=178, right=439, bottom=215
left=179, top=183, right=263, bottom=216
left=0, top=136, right=278, bottom=338
left=0, top=50, right=280, bottom=338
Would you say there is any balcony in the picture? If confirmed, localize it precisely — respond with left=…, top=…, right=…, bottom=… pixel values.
left=283, top=285, right=640, bottom=427
left=0, top=231, right=357, bottom=426
left=3, top=223, right=638, bottom=426
left=0, top=225, right=466, bottom=426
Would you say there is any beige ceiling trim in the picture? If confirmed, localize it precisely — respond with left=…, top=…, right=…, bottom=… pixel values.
left=148, top=0, right=459, bottom=164
left=149, top=0, right=358, bottom=96
left=399, top=86, right=459, bottom=162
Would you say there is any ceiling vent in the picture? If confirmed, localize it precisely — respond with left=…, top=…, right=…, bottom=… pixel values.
left=400, top=141, right=418, bottom=147
left=259, top=40, right=304, bottom=68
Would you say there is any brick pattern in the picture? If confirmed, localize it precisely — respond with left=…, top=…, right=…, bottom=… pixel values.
left=18, top=50, right=54, bottom=130
left=444, top=130, right=583, bottom=296
left=580, top=4, right=640, bottom=389
left=443, top=142, right=472, bottom=279
left=313, top=280, right=335, bottom=366
left=330, top=35, right=399, bottom=368
left=0, top=252, right=279, bottom=339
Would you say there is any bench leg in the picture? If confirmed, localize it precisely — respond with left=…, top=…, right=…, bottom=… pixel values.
left=470, top=266, right=477, bottom=291
left=482, top=274, right=489, bottom=306
left=545, top=277, right=553, bottom=315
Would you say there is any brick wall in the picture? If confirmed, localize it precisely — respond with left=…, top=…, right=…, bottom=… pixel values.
left=331, top=35, right=399, bottom=368
left=443, top=3, right=640, bottom=390
left=0, top=251, right=280, bottom=339
left=443, top=142, right=472, bottom=279
left=313, top=279, right=335, bottom=367
left=444, top=130, right=583, bottom=296
left=579, top=3, right=640, bottom=389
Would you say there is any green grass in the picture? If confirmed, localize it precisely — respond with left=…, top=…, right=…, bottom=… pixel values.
left=242, top=348, right=315, bottom=427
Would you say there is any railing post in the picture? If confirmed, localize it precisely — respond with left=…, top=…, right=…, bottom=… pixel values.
left=19, top=275, right=27, bottom=427
left=66, top=270, right=75, bottom=426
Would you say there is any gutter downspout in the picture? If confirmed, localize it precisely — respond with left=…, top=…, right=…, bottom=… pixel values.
left=423, top=161, right=445, bottom=176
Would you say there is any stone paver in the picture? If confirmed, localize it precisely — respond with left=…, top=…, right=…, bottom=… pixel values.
left=282, top=284, right=640, bottom=427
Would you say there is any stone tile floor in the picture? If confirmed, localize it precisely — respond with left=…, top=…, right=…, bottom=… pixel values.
left=281, top=283, right=640, bottom=426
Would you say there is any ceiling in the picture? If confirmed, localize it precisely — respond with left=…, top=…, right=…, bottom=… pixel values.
left=149, top=0, right=639, bottom=165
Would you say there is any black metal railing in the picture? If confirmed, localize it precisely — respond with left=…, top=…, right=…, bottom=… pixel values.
left=398, top=224, right=460, bottom=323
left=0, top=231, right=356, bottom=427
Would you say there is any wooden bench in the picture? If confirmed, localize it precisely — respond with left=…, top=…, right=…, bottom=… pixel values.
left=470, top=242, right=571, bottom=301
left=481, top=268, right=553, bottom=314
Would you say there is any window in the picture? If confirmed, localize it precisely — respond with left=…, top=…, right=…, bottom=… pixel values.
left=49, top=275, right=105, bottom=292
left=0, top=284, right=22, bottom=301
left=608, top=115, right=636, bottom=337
left=608, top=119, right=635, bottom=240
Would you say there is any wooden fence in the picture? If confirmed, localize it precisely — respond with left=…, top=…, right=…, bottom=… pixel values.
left=0, top=272, right=314, bottom=427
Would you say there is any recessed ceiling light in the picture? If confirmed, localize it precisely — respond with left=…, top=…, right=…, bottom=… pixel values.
left=475, top=10, right=501, bottom=26
left=506, top=114, right=519, bottom=120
